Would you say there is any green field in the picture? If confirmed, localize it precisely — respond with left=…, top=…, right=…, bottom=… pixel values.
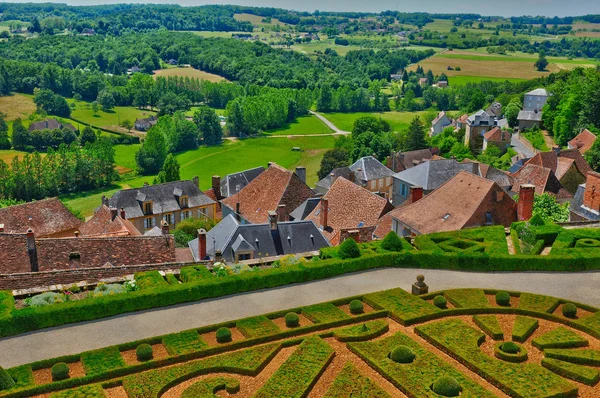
left=265, top=115, right=332, bottom=135
left=67, top=99, right=156, bottom=133
left=322, top=111, right=429, bottom=132
left=449, top=76, right=526, bottom=85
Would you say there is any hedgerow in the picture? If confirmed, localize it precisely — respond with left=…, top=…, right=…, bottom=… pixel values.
left=333, top=320, right=388, bottom=342
left=532, top=327, right=589, bottom=349
left=179, top=265, right=213, bottom=283
left=0, top=366, right=15, bottom=391
left=162, top=331, right=209, bottom=355
left=444, top=289, right=490, bottom=308
left=473, top=315, right=504, bottom=340
left=323, top=362, right=391, bottom=398
left=511, top=316, right=539, bottom=342
left=50, top=384, right=105, bottom=397
left=81, top=347, right=126, bottom=376
left=518, top=293, right=560, bottom=313
left=236, top=316, right=280, bottom=338
left=253, top=336, right=334, bottom=398
left=134, top=271, right=168, bottom=290
left=544, top=349, right=600, bottom=366
left=181, top=376, right=240, bottom=398
left=301, top=303, right=349, bottom=324
left=541, top=358, right=600, bottom=386
left=494, top=341, right=528, bottom=363
left=363, top=288, right=440, bottom=325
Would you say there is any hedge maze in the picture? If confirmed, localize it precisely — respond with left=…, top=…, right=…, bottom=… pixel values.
left=1, top=289, right=600, bottom=398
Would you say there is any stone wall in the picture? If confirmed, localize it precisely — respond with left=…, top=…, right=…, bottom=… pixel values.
left=0, top=234, right=31, bottom=274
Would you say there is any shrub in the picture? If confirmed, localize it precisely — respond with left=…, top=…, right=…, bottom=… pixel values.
left=496, top=291, right=511, bottom=306
left=381, top=232, right=404, bottom=251
left=562, top=303, right=577, bottom=318
left=0, top=367, right=15, bottom=390
left=389, top=345, right=416, bottom=364
left=28, top=292, right=65, bottom=307
left=51, top=362, right=70, bottom=381
left=349, top=300, right=364, bottom=314
left=216, top=327, right=232, bottom=343
left=433, top=295, right=447, bottom=309
left=500, top=342, right=519, bottom=354
left=136, top=343, right=153, bottom=361
left=432, top=376, right=461, bottom=397
left=284, top=312, right=300, bottom=328
left=93, top=283, right=126, bottom=296
left=338, top=238, right=361, bottom=259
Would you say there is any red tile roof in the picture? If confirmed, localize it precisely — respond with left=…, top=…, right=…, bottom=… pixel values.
left=568, top=129, right=597, bottom=154
left=483, top=127, right=511, bottom=142
left=79, top=205, right=141, bottom=237
left=511, top=164, right=572, bottom=199
left=0, top=198, right=82, bottom=237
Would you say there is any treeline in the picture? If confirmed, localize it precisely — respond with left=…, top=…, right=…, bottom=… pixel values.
left=0, top=140, right=117, bottom=202
left=315, top=84, right=389, bottom=113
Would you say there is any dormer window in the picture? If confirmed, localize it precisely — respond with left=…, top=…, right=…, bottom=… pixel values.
left=143, top=201, right=153, bottom=215
left=180, top=196, right=189, bottom=208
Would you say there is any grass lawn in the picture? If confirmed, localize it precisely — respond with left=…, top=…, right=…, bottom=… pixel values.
left=449, top=76, right=526, bottom=85
left=0, top=93, right=36, bottom=121
left=233, top=13, right=290, bottom=27
left=265, top=115, right=332, bottom=135
left=0, top=149, right=31, bottom=164
left=67, top=99, right=156, bottom=132
left=322, top=111, right=429, bottom=132
left=153, top=67, right=228, bottom=83
left=523, top=130, right=550, bottom=152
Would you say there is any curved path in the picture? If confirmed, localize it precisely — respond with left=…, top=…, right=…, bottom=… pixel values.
left=1, top=267, right=599, bottom=368
left=309, top=111, right=351, bottom=135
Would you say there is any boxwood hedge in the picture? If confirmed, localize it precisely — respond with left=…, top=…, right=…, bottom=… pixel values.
left=541, top=358, right=600, bottom=386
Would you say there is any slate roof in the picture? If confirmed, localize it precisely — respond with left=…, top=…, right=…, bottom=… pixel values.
left=518, top=110, right=542, bottom=122
left=570, top=173, right=600, bottom=221
left=79, top=205, right=141, bottom=237
left=568, top=129, right=597, bottom=154
left=289, top=198, right=321, bottom=221
left=349, top=156, right=394, bottom=183
left=394, top=148, right=436, bottom=172
left=0, top=198, right=82, bottom=237
left=28, top=118, right=77, bottom=132
left=188, top=214, right=330, bottom=262
left=108, top=180, right=215, bottom=219
left=467, top=110, right=495, bottom=126
left=431, top=111, right=450, bottom=126
left=526, top=88, right=548, bottom=96
left=483, top=127, right=511, bottom=142
left=315, top=167, right=352, bottom=193
left=220, top=166, right=265, bottom=197
left=393, top=159, right=479, bottom=191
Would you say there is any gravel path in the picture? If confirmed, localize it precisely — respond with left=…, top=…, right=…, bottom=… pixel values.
left=1, top=267, right=599, bottom=368
left=309, top=111, right=351, bottom=135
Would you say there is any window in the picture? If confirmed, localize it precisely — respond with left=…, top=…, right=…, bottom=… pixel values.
left=180, top=196, right=189, bottom=208
left=143, top=201, right=153, bottom=215
left=401, top=183, right=408, bottom=197
left=197, top=207, right=207, bottom=217
left=237, top=253, right=252, bottom=261
left=163, top=213, right=173, bottom=225
left=144, top=217, right=155, bottom=229
left=181, top=210, right=190, bottom=220
left=485, top=212, right=493, bottom=225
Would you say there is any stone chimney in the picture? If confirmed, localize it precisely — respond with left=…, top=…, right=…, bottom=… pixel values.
left=74, top=231, right=79, bottom=238
left=0, top=224, right=4, bottom=233
left=161, top=220, right=170, bottom=235
left=235, top=202, right=241, bottom=222
left=277, top=204, right=287, bottom=222
left=26, top=228, right=38, bottom=272
left=192, top=176, right=199, bottom=188
left=320, top=198, right=328, bottom=229
left=348, top=171, right=355, bottom=183
left=517, top=184, right=535, bottom=221
left=120, top=208, right=126, bottom=219
left=212, top=175, right=222, bottom=199
left=197, top=228, right=207, bottom=261
left=295, top=166, right=306, bottom=184
left=110, top=207, right=118, bottom=221
left=583, top=171, right=600, bottom=211
left=268, top=162, right=274, bottom=168
left=268, top=210, right=278, bottom=230
left=409, top=186, right=424, bottom=203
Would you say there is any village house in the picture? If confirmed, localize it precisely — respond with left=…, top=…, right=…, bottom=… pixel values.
left=217, top=166, right=265, bottom=198
left=430, top=111, right=453, bottom=136
left=349, top=156, right=395, bottom=198
left=482, top=127, right=512, bottom=154
left=510, top=164, right=572, bottom=202
left=486, top=102, right=503, bottom=119
left=134, top=116, right=158, bottom=131
left=79, top=205, right=141, bottom=238
left=387, top=148, right=439, bottom=173
left=464, top=110, right=498, bottom=149
left=455, top=113, right=469, bottom=130
left=107, top=178, right=216, bottom=233
left=570, top=171, right=600, bottom=222
left=568, top=129, right=597, bottom=154
left=518, top=88, right=549, bottom=131
left=315, top=167, right=355, bottom=195
left=28, top=118, right=77, bottom=133
left=0, top=198, right=82, bottom=238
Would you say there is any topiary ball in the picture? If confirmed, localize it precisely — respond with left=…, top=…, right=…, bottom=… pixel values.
left=285, top=312, right=300, bottom=328
left=136, top=343, right=154, bottom=361
left=562, top=303, right=578, bottom=318
left=51, top=362, right=70, bottom=381
left=432, top=376, right=462, bottom=397
left=338, top=238, right=361, bottom=259
left=216, top=327, right=232, bottom=343
left=381, top=231, right=404, bottom=251
left=349, top=300, right=364, bottom=314
left=433, top=295, right=447, bottom=309
left=389, top=345, right=416, bottom=364
left=500, top=342, right=520, bottom=354
left=0, top=366, right=15, bottom=391
left=496, top=291, right=511, bottom=306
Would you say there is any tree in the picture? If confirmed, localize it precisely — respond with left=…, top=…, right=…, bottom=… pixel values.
left=121, top=119, right=133, bottom=132
left=154, top=153, right=180, bottom=184
left=135, top=127, right=167, bottom=175
left=193, top=106, right=222, bottom=145
left=352, top=116, right=391, bottom=137
left=11, top=119, right=30, bottom=150
left=0, top=116, right=10, bottom=150
left=157, top=92, right=191, bottom=115
left=505, top=100, right=522, bottom=127
left=406, top=116, right=427, bottom=151
left=532, top=193, right=569, bottom=222
left=585, top=138, right=600, bottom=172
left=535, top=52, right=549, bottom=72
left=91, top=101, right=99, bottom=116
left=317, top=147, right=350, bottom=180
left=97, top=89, right=115, bottom=111
left=80, top=125, right=97, bottom=146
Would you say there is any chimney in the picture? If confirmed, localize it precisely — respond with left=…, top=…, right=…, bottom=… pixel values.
left=347, top=229, right=360, bottom=243
left=268, top=162, right=274, bottom=168
left=348, top=171, right=355, bottom=183
left=192, top=176, right=199, bottom=188
left=74, top=231, right=79, bottom=238
left=330, top=172, right=338, bottom=185
left=409, top=186, right=424, bottom=203
left=215, top=250, right=222, bottom=262
left=110, top=207, right=118, bottom=221
left=235, top=202, right=241, bottom=222
left=161, top=220, right=170, bottom=235
left=268, top=210, right=278, bottom=230
left=295, top=166, right=306, bottom=184
left=0, top=224, right=3, bottom=233
left=197, top=228, right=207, bottom=261
left=212, top=175, right=221, bottom=198
left=583, top=171, right=600, bottom=211
left=101, top=195, right=108, bottom=206
left=26, top=228, right=38, bottom=272
left=277, top=204, right=287, bottom=222
left=320, top=198, right=328, bottom=229
left=120, top=208, right=126, bottom=219
left=517, top=184, right=535, bottom=221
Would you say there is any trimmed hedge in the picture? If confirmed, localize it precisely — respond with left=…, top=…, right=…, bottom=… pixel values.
left=51, top=363, right=70, bottom=382
left=338, top=238, right=361, bottom=259
left=511, top=316, right=539, bottom=343
left=0, top=366, right=15, bottom=390
left=216, top=327, right=232, bottom=343
left=444, top=289, right=490, bottom=308
left=179, top=265, right=213, bottom=283
left=495, top=291, right=511, bottom=306
left=162, top=331, right=209, bottom=355
left=494, top=341, right=527, bottom=363
left=380, top=232, right=406, bottom=252
left=81, top=347, right=125, bottom=376
left=473, top=315, right=504, bottom=340
left=518, top=293, right=560, bottom=313
left=389, top=345, right=415, bottom=364
left=134, top=271, right=168, bottom=290
left=532, top=327, right=589, bottom=350
left=562, top=303, right=578, bottom=318
left=433, top=295, right=447, bottom=309
left=323, top=362, right=391, bottom=398
left=333, top=320, right=389, bottom=342
left=364, top=288, right=441, bottom=325
left=236, top=316, right=280, bottom=338
left=301, top=303, right=349, bottom=324
left=284, top=313, right=300, bottom=328
left=542, top=358, right=600, bottom=386
left=136, top=344, right=153, bottom=362
left=349, top=300, right=364, bottom=314
left=432, top=376, right=461, bottom=397
left=181, top=377, right=240, bottom=398
left=50, top=384, right=105, bottom=397
left=544, top=349, right=600, bottom=366
left=164, top=273, right=179, bottom=286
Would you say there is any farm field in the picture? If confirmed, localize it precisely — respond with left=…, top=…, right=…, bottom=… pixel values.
left=0, top=93, right=36, bottom=121
left=322, top=111, right=430, bottom=132
left=233, top=12, right=290, bottom=27
left=6, top=287, right=600, bottom=398
left=66, top=99, right=156, bottom=133
left=265, top=115, right=332, bottom=135
left=153, top=67, right=228, bottom=83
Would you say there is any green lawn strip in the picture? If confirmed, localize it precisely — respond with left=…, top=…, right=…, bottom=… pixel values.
left=348, top=331, right=496, bottom=397
left=518, top=293, right=560, bottom=313
left=532, top=327, right=589, bottom=350
left=444, top=289, right=490, bottom=308
left=81, top=347, right=126, bottom=376
left=541, top=358, right=600, bottom=386
left=363, top=288, right=441, bottom=325
left=236, top=316, right=280, bottom=338
left=473, top=315, right=504, bottom=340
left=134, top=271, right=168, bottom=290
left=512, top=316, right=539, bottom=343
left=253, top=336, right=334, bottom=398
left=49, top=383, right=105, bottom=397
left=181, top=376, right=240, bottom=398
left=265, top=115, right=333, bottom=135
left=544, top=349, right=600, bottom=366
left=323, top=362, right=391, bottom=398
left=301, top=303, right=350, bottom=324
left=415, top=319, right=578, bottom=397
left=122, top=343, right=279, bottom=397
left=162, top=331, right=209, bottom=356
left=333, top=319, right=389, bottom=342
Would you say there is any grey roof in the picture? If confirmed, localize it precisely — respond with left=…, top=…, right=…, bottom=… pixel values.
left=143, top=226, right=163, bottom=236
left=289, top=198, right=321, bottom=221
left=393, top=159, right=479, bottom=191
left=189, top=214, right=330, bottom=262
left=467, top=110, right=495, bottom=127
left=526, top=88, right=548, bottom=96
left=570, top=184, right=600, bottom=221
left=518, top=110, right=542, bottom=122
left=508, top=158, right=529, bottom=174
left=315, top=167, right=352, bottom=192
left=484, top=166, right=514, bottom=189
left=29, top=118, right=76, bottom=132
left=220, top=166, right=265, bottom=197
left=349, top=156, right=393, bottom=183
left=109, top=180, right=215, bottom=219
left=497, top=118, right=509, bottom=128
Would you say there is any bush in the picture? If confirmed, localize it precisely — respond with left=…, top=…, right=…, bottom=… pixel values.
left=284, top=312, right=300, bottom=328
left=216, top=327, right=232, bottom=343
left=496, top=291, right=511, bottom=306
left=562, top=303, right=578, bottom=318
left=432, top=376, right=461, bottom=397
left=349, top=300, right=364, bottom=314
left=51, top=362, right=70, bottom=381
left=28, top=292, right=65, bottom=307
left=501, top=342, right=520, bottom=354
left=381, top=232, right=404, bottom=251
left=136, top=343, right=153, bottom=361
left=433, top=295, right=447, bottom=309
left=93, top=283, right=126, bottom=296
left=338, top=238, right=361, bottom=259
left=0, top=367, right=15, bottom=390
left=389, top=345, right=416, bottom=364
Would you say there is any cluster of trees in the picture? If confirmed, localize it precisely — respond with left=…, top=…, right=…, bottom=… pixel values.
left=8, top=118, right=97, bottom=152
left=33, top=89, right=71, bottom=117
left=316, top=83, right=389, bottom=113
left=0, top=140, right=117, bottom=202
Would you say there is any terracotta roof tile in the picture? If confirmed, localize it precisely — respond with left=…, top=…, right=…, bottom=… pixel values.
left=511, top=164, right=572, bottom=199
left=483, top=127, right=511, bottom=142
left=568, top=129, right=597, bottom=154
left=0, top=198, right=82, bottom=237
left=79, top=205, right=141, bottom=237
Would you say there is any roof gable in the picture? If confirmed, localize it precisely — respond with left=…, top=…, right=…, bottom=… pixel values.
left=568, top=129, right=597, bottom=154
left=0, top=198, right=82, bottom=237
left=350, top=156, right=393, bottom=182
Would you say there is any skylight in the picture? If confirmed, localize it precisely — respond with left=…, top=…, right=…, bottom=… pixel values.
left=442, top=213, right=451, bottom=221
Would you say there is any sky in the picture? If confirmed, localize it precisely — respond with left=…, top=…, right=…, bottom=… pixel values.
left=6, top=0, right=600, bottom=18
